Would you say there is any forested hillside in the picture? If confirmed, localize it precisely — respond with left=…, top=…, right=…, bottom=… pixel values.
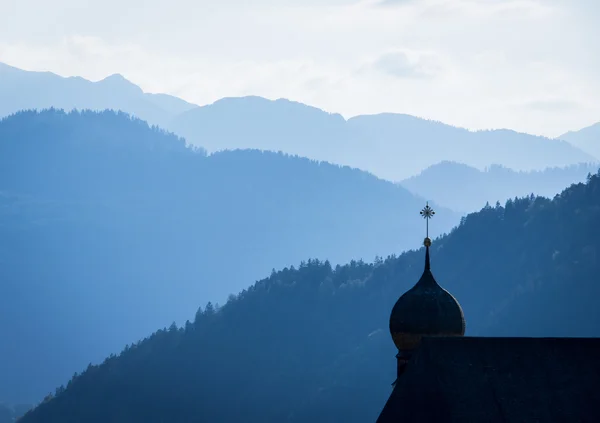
left=19, top=170, right=600, bottom=423
left=0, top=109, right=456, bottom=403
left=401, top=161, right=597, bottom=212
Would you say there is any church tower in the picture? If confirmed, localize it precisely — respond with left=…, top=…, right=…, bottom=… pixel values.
left=387, top=203, right=465, bottom=383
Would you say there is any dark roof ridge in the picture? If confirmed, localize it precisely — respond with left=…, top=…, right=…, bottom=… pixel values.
left=377, top=336, right=600, bottom=423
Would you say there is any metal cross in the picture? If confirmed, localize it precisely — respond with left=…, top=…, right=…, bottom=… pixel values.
left=419, top=202, right=435, bottom=238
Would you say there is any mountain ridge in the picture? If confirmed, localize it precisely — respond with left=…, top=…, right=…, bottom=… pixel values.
left=0, top=62, right=196, bottom=127
left=1, top=61, right=595, bottom=181
left=172, top=96, right=595, bottom=180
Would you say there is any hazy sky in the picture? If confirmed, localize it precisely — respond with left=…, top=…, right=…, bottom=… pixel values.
left=0, top=0, right=598, bottom=137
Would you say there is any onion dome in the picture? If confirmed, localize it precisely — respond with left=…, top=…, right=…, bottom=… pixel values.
left=389, top=204, right=465, bottom=353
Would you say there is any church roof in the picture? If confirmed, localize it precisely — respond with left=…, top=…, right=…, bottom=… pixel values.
left=376, top=337, right=600, bottom=423
left=389, top=245, right=465, bottom=350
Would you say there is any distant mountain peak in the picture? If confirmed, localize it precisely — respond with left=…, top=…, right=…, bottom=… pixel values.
left=197, top=95, right=345, bottom=122
left=560, top=121, right=600, bottom=139
left=97, top=73, right=143, bottom=94
left=210, top=95, right=272, bottom=106
left=558, top=122, right=600, bottom=161
left=211, top=95, right=314, bottom=109
left=100, top=73, right=127, bottom=81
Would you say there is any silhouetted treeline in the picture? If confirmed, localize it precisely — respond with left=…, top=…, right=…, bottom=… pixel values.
left=0, top=109, right=457, bottom=403
left=19, top=170, right=600, bottom=423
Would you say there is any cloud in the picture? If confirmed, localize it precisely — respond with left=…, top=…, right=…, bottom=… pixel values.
left=0, top=0, right=599, bottom=138
left=370, top=51, right=436, bottom=79
left=376, top=0, right=552, bottom=16
left=523, top=99, right=582, bottom=112
left=377, top=0, right=414, bottom=6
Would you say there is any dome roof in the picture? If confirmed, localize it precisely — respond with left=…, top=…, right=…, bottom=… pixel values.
left=389, top=238, right=465, bottom=351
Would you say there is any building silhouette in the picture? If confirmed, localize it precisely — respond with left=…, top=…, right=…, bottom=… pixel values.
left=376, top=204, right=600, bottom=422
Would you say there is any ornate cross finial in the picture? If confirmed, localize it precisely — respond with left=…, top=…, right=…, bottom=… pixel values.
left=419, top=202, right=435, bottom=240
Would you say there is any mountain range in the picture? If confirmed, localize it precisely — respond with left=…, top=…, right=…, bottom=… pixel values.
left=400, top=161, right=598, bottom=212
left=18, top=168, right=600, bottom=423
left=1, top=61, right=597, bottom=181
left=171, top=98, right=598, bottom=180
left=0, top=109, right=458, bottom=404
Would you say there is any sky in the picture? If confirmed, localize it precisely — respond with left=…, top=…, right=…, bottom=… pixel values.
left=0, top=0, right=598, bottom=137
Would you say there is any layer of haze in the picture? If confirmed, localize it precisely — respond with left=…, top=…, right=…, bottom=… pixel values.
left=1, top=0, right=598, bottom=137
